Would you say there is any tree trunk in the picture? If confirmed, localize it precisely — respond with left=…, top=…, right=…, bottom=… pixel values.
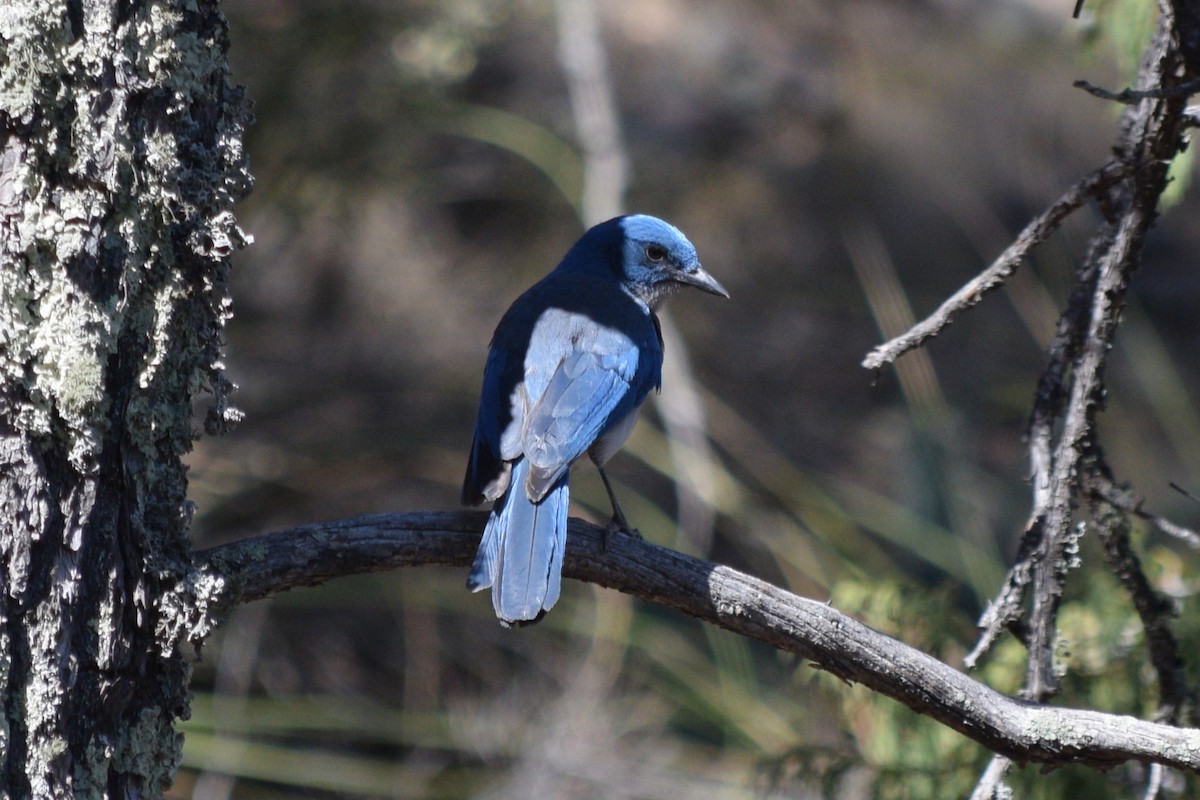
left=0, top=2, right=250, bottom=797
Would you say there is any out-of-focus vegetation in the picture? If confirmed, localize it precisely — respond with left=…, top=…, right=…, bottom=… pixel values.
left=177, top=0, right=1200, bottom=797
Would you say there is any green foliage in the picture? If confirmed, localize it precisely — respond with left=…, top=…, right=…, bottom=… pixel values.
left=818, top=534, right=1200, bottom=799
left=1083, top=0, right=1158, bottom=77
left=819, top=579, right=998, bottom=798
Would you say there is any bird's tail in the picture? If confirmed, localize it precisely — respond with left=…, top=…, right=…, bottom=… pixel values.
left=467, top=458, right=568, bottom=625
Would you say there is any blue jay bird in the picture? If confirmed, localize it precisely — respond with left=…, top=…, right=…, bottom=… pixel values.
left=462, top=214, right=728, bottom=625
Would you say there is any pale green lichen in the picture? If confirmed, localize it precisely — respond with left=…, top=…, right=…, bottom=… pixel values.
left=22, top=250, right=117, bottom=468
left=0, top=1, right=62, bottom=123
left=109, top=707, right=183, bottom=796
left=156, top=567, right=229, bottom=655
left=3, top=0, right=252, bottom=796
left=57, top=355, right=104, bottom=420
left=1023, top=711, right=1098, bottom=752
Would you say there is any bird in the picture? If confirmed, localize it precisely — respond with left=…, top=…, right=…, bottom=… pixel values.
left=462, top=214, right=728, bottom=625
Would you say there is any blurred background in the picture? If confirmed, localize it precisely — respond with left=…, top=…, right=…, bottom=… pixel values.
left=177, top=0, right=1200, bottom=797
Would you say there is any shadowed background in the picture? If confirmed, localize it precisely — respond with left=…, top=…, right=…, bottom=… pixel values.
left=177, top=1, right=1200, bottom=797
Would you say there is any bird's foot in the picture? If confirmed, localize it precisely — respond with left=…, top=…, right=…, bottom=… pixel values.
left=601, top=516, right=642, bottom=551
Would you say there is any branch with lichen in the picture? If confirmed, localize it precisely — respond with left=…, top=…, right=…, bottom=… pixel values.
left=192, top=511, right=1200, bottom=775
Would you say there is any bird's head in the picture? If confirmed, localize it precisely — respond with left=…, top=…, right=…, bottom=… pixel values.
left=614, top=214, right=729, bottom=308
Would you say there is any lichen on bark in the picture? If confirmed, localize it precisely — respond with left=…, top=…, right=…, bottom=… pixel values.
left=1, top=1, right=251, bottom=796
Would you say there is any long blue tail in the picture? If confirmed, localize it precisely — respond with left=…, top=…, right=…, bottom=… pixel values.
left=467, top=458, right=568, bottom=625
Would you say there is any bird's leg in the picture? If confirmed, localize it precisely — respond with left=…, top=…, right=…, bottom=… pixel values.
left=597, top=465, right=641, bottom=547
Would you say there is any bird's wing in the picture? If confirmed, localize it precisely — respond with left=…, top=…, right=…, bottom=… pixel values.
left=463, top=345, right=530, bottom=505
left=521, top=339, right=652, bottom=500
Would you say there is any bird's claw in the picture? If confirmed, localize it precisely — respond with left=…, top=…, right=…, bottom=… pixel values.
left=601, top=518, right=642, bottom=551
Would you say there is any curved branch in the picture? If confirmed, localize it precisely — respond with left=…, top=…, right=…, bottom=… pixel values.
left=195, top=511, right=1200, bottom=774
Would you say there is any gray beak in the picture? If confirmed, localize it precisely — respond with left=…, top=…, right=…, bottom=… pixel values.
left=676, top=265, right=730, bottom=298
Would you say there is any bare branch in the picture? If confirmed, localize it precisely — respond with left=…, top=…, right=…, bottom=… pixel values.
left=1018, top=6, right=1195, bottom=700
left=961, top=6, right=1196, bottom=697
left=1086, top=469, right=1195, bottom=726
left=966, top=230, right=1114, bottom=669
left=965, top=522, right=1040, bottom=669
left=195, top=512, right=1200, bottom=774
left=1084, top=454, right=1198, bottom=738
left=861, top=160, right=1127, bottom=371
left=1086, top=470, right=1194, bottom=800
left=1023, top=221, right=1137, bottom=699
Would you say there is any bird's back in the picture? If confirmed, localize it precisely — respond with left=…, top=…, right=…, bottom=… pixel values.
left=463, top=268, right=663, bottom=504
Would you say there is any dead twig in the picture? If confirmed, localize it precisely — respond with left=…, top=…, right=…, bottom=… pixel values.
left=1090, top=476, right=1200, bottom=550
left=861, top=160, right=1127, bottom=371
left=1073, top=77, right=1200, bottom=104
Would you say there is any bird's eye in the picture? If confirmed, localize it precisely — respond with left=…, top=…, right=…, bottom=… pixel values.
left=645, top=244, right=668, bottom=262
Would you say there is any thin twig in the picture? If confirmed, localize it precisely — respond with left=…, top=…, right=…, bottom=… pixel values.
left=1170, top=481, right=1200, bottom=505
left=1073, top=77, right=1200, bottom=104
left=861, top=160, right=1127, bottom=371
left=1090, top=476, right=1200, bottom=550
left=1091, top=493, right=1190, bottom=800
left=965, top=524, right=1038, bottom=669
left=1095, top=504, right=1193, bottom=719
left=193, top=511, right=1200, bottom=774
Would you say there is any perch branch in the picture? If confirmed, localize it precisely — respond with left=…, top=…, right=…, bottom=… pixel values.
left=195, top=511, right=1200, bottom=774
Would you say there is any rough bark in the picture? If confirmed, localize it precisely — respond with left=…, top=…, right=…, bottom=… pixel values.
left=0, top=2, right=249, bottom=797
left=196, top=512, right=1200, bottom=775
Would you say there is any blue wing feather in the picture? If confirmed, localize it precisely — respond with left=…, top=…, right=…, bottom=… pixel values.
left=524, top=349, right=646, bottom=498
